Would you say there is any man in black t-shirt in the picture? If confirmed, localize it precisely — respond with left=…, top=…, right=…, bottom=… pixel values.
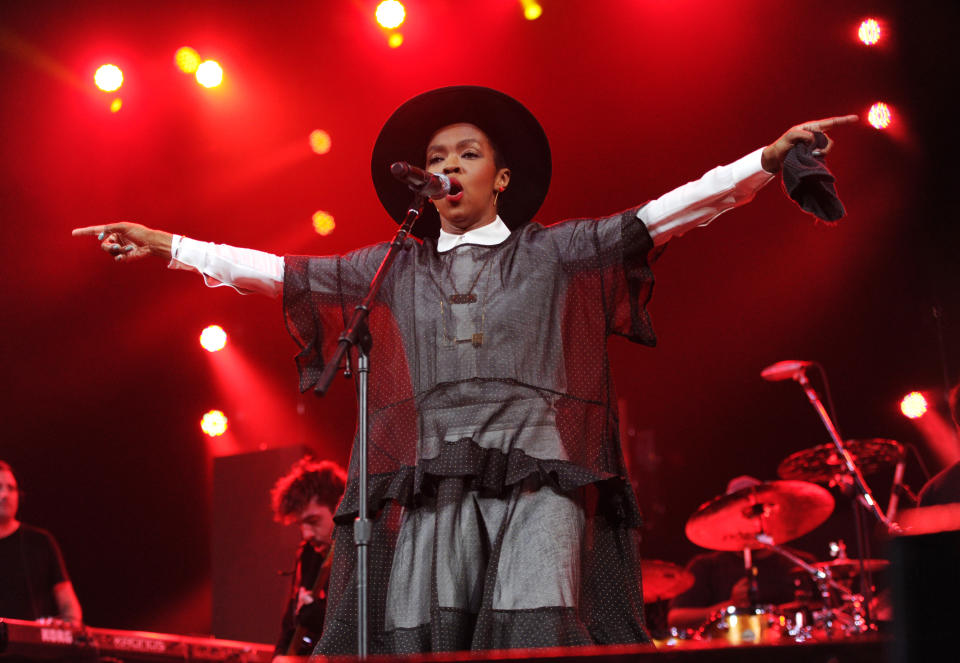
left=0, top=461, right=82, bottom=623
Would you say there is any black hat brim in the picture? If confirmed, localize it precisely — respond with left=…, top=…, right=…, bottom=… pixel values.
left=371, top=86, right=551, bottom=239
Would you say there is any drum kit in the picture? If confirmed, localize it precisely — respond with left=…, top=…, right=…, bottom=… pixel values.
left=642, top=436, right=903, bottom=647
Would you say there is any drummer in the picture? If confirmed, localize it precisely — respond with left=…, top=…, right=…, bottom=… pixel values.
left=668, top=476, right=815, bottom=631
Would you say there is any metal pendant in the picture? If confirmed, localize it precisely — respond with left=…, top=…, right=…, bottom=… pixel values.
left=449, top=293, right=478, bottom=304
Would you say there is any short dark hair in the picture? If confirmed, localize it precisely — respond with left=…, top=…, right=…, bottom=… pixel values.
left=270, top=457, right=346, bottom=523
left=0, top=461, right=13, bottom=474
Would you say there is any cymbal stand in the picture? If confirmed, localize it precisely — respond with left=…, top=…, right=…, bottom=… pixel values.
left=755, top=534, right=870, bottom=636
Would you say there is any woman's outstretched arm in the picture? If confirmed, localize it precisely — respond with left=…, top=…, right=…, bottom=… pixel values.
left=72, top=222, right=284, bottom=297
left=642, top=114, right=859, bottom=245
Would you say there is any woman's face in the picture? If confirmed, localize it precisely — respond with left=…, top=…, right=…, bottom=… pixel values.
left=425, top=123, right=510, bottom=234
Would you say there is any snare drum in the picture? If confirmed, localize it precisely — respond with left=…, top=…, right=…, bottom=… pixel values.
left=695, top=605, right=784, bottom=645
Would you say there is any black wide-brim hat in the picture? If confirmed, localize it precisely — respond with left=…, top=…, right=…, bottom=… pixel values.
left=371, top=85, right=552, bottom=239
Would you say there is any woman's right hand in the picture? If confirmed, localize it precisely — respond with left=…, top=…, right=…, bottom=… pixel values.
left=71, top=222, right=173, bottom=262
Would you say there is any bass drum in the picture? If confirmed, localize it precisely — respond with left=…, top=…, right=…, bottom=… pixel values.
left=695, top=605, right=785, bottom=645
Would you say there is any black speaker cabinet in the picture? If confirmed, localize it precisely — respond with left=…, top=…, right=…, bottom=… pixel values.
left=211, top=445, right=313, bottom=644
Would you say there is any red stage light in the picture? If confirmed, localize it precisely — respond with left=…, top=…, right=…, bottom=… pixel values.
left=196, top=60, right=223, bottom=88
left=858, top=19, right=882, bottom=46
left=520, top=0, right=543, bottom=21
left=376, top=1, right=405, bottom=29
left=901, top=392, right=928, bottom=419
left=312, top=211, right=336, bottom=236
left=309, top=129, right=332, bottom=155
left=175, top=47, right=202, bottom=74
left=94, top=64, right=123, bottom=92
left=200, top=325, right=228, bottom=352
left=201, top=410, right=229, bottom=436
left=867, top=102, right=892, bottom=130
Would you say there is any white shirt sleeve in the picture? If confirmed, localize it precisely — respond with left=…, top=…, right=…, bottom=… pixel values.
left=168, top=236, right=284, bottom=298
left=638, top=147, right=775, bottom=246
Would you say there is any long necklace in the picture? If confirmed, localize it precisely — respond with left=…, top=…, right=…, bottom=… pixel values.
left=439, top=249, right=494, bottom=347
left=440, top=298, right=485, bottom=348
left=444, top=249, right=496, bottom=304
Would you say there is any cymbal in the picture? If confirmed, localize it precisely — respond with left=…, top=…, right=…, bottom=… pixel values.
left=640, top=559, right=695, bottom=602
left=778, top=438, right=903, bottom=484
left=792, top=558, right=890, bottom=576
left=685, top=480, right=834, bottom=551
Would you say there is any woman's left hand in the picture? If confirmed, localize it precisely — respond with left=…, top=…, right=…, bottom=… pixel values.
left=761, top=115, right=859, bottom=173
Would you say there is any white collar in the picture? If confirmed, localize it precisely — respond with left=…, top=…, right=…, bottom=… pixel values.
left=437, top=216, right=511, bottom=253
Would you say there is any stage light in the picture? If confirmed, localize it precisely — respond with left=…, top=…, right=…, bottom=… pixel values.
left=520, top=0, right=543, bottom=21
left=901, top=392, right=928, bottom=419
left=110, top=98, right=122, bottom=113
left=94, top=64, right=123, bottom=92
left=196, top=60, right=223, bottom=88
left=201, top=410, right=229, bottom=437
left=200, top=325, right=228, bottom=352
left=858, top=18, right=882, bottom=46
left=376, top=1, right=405, bottom=29
left=867, top=102, right=892, bottom=130
left=175, top=46, right=202, bottom=74
left=312, top=211, right=336, bottom=236
left=388, top=32, right=404, bottom=48
left=309, top=129, right=332, bottom=155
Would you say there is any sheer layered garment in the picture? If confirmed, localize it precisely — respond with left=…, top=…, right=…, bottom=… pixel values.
left=284, top=207, right=658, bottom=653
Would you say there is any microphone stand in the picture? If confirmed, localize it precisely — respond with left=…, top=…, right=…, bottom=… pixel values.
left=791, top=370, right=898, bottom=532
left=313, top=192, right=427, bottom=658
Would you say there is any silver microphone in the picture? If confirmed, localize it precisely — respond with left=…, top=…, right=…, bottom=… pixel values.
left=390, top=162, right=458, bottom=200
left=760, top=360, right=813, bottom=382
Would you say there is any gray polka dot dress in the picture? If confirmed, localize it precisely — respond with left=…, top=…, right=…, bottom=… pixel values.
left=283, top=207, right=658, bottom=654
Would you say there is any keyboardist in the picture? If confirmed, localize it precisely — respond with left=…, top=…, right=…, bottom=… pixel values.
left=0, top=460, right=83, bottom=625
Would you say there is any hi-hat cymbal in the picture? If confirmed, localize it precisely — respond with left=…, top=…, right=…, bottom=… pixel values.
left=792, top=558, right=890, bottom=576
left=640, top=559, right=695, bottom=602
left=685, top=480, right=834, bottom=551
left=777, top=438, right=903, bottom=484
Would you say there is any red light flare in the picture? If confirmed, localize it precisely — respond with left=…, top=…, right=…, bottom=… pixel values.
left=901, top=391, right=927, bottom=419
left=312, top=210, right=336, bottom=236
left=201, top=409, right=229, bottom=436
left=868, top=102, right=892, bottom=130
left=203, top=344, right=306, bottom=454
left=200, top=325, right=228, bottom=352
left=309, top=129, right=332, bottom=155
left=196, top=60, right=223, bottom=88
left=901, top=391, right=960, bottom=468
left=376, top=1, right=406, bottom=29
left=520, top=0, right=543, bottom=21
left=94, top=63, right=123, bottom=92
left=175, top=47, right=202, bottom=74
left=857, top=18, right=882, bottom=46
left=864, top=101, right=910, bottom=144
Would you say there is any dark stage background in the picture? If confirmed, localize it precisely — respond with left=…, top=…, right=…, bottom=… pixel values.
left=1, top=0, right=957, bottom=642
